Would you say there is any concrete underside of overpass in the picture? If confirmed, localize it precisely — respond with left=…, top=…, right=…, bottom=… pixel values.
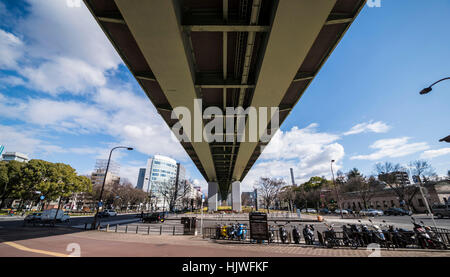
left=84, top=0, right=366, bottom=211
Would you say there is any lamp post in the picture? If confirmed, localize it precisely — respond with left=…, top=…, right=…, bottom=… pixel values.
left=419, top=77, right=450, bottom=95
left=91, top=146, right=133, bottom=229
left=420, top=77, right=450, bottom=143
left=331, top=160, right=343, bottom=219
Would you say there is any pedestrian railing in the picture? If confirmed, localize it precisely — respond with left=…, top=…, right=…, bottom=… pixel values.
left=99, top=223, right=185, bottom=236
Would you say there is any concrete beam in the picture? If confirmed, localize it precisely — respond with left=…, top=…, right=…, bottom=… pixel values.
left=182, top=25, right=270, bottom=32
left=115, top=0, right=216, bottom=181
left=232, top=0, right=337, bottom=181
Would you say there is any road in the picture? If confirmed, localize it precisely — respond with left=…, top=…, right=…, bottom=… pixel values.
left=0, top=213, right=140, bottom=229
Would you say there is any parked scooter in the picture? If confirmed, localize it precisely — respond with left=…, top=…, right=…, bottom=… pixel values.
left=303, top=224, right=315, bottom=245
left=279, top=225, right=288, bottom=244
left=417, top=219, right=447, bottom=249
left=342, top=225, right=359, bottom=249
left=368, top=219, right=387, bottom=247
left=323, top=223, right=340, bottom=248
left=411, top=217, right=433, bottom=249
left=268, top=225, right=275, bottom=243
left=292, top=225, right=301, bottom=244
left=236, top=223, right=247, bottom=241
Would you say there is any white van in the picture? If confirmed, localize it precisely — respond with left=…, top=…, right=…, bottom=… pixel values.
left=40, top=209, right=70, bottom=222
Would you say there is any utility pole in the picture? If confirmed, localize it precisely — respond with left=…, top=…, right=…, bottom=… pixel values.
left=331, top=160, right=344, bottom=219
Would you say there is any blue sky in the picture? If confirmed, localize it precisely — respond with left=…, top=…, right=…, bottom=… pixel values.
left=0, top=0, right=449, bottom=193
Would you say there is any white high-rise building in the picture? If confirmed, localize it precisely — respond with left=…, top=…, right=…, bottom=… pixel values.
left=141, top=155, right=185, bottom=210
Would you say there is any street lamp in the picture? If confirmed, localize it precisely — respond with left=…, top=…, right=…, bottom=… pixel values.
left=419, top=77, right=450, bottom=95
left=419, top=77, right=450, bottom=143
left=91, top=146, right=133, bottom=229
left=331, top=160, right=344, bottom=219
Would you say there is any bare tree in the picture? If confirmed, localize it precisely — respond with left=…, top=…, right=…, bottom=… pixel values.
left=255, top=177, right=284, bottom=213
left=158, top=179, right=190, bottom=212
left=409, top=160, right=436, bottom=183
left=278, top=186, right=296, bottom=212
left=376, top=162, right=419, bottom=211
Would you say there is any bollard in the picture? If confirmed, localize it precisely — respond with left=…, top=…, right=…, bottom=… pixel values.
left=106, top=224, right=109, bottom=232
left=173, top=225, right=175, bottom=235
left=84, top=223, right=87, bottom=230
left=115, top=224, right=118, bottom=232
left=148, top=226, right=150, bottom=235
left=160, top=225, right=162, bottom=235
left=97, top=223, right=101, bottom=230
left=125, top=225, right=128, bottom=233
left=136, top=225, right=139, bottom=234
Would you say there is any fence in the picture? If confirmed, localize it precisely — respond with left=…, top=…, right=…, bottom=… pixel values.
left=98, top=223, right=185, bottom=236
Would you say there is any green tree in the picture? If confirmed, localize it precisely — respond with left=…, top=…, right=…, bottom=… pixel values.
left=0, top=161, right=24, bottom=209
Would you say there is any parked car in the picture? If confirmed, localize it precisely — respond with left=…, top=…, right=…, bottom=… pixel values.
left=432, top=204, right=450, bottom=219
left=359, top=209, right=383, bottom=217
left=40, top=209, right=70, bottom=222
left=300, top=208, right=317, bottom=213
left=104, top=209, right=117, bottom=217
left=334, top=209, right=349, bottom=215
left=318, top=208, right=331, bottom=214
left=24, top=212, right=42, bottom=222
left=142, top=212, right=167, bottom=223
left=384, top=207, right=412, bottom=216
left=345, top=209, right=354, bottom=214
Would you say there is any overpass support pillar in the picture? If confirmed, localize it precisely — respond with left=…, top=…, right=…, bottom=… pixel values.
left=208, top=182, right=218, bottom=212
left=232, top=181, right=241, bottom=212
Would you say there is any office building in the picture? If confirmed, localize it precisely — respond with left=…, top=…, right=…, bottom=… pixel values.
left=1, top=152, right=29, bottom=163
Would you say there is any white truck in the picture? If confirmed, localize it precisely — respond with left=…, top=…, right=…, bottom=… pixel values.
left=40, top=209, right=70, bottom=223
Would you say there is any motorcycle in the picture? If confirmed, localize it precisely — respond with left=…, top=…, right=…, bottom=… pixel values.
left=418, top=220, right=447, bottom=250
left=368, top=219, right=387, bottom=247
left=411, top=217, right=433, bottom=249
left=292, top=225, right=301, bottom=244
left=323, top=223, right=341, bottom=248
left=342, top=225, right=360, bottom=249
left=303, top=224, right=315, bottom=245
left=220, top=224, right=229, bottom=239
left=279, top=225, right=288, bottom=244
left=268, top=225, right=275, bottom=243
left=236, top=223, right=247, bottom=241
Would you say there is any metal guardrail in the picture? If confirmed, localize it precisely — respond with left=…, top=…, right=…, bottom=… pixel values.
left=99, top=223, right=185, bottom=235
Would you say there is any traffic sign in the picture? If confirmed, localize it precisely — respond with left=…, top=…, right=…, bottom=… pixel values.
left=40, top=195, right=45, bottom=200
left=98, top=202, right=103, bottom=207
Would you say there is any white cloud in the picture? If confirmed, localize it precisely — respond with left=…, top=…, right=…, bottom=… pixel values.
left=0, top=29, right=23, bottom=69
left=344, top=121, right=391, bottom=136
left=241, top=124, right=345, bottom=191
left=0, top=89, right=188, bottom=161
left=420, top=148, right=450, bottom=159
left=0, top=75, right=26, bottom=87
left=0, top=0, right=122, bottom=94
left=350, top=137, right=430, bottom=161
left=22, top=57, right=107, bottom=94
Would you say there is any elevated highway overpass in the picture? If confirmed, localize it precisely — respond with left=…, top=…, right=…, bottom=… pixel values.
left=84, top=0, right=366, bottom=211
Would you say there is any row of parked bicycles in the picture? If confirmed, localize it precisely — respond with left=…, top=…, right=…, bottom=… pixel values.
left=212, top=217, right=450, bottom=250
